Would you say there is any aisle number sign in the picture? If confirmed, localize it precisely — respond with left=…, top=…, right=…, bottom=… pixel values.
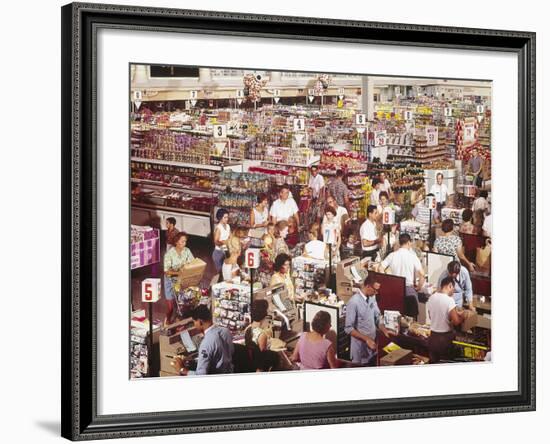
left=444, top=107, right=453, bottom=117
left=394, top=86, right=401, bottom=96
left=403, top=110, right=413, bottom=121
left=355, top=113, right=366, bottom=125
left=190, top=90, right=198, bottom=99
left=324, top=227, right=337, bottom=245
left=133, top=91, right=143, bottom=101
left=476, top=105, right=485, bottom=114
left=245, top=249, right=260, bottom=269
left=338, top=87, right=345, bottom=99
left=374, top=130, right=387, bottom=147
left=273, top=89, right=281, bottom=97
left=425, top=126, right=439, bottom=147
left=213, top=124, right=227, bottom=139
left=141, top=278, right=161, bottom=303
left=293, top=118, right=305, bottom=132
left=236, top=89, right=245, bottom=98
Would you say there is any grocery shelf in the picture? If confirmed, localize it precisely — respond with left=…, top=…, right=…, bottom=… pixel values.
left=130, top=157, right=224, bottom=171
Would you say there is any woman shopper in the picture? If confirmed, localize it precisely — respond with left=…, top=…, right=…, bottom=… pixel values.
left=244, top=299, right=279, bottom=371
left=433, top=218, right=476, bottom=272
left=212, top=209, right=231, bottom=272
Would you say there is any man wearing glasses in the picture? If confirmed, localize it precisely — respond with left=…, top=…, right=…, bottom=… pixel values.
left=344, top=275, right=393, bottom=366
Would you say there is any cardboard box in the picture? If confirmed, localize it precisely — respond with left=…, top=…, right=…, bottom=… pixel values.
left=380, top=348, right=413, bottom=366
left=476, top=314, right=491, bottom=329
left=178, top=258, right=207, bottom=288
left=159, top=370, right=179, bottom=377
left=460, top=309, right=478, bottom=332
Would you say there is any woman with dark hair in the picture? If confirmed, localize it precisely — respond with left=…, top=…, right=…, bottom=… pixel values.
left=433, top=219, right=476, bottom=272
left=269, top=253, right=295, bottom=302
left=459, top=208, right=476, bottom=234
left=472, top=209, right=485, bottom=235
left=163, top=232, right=194, bottom=325
left=212, top=209, right=231, bottom=272
left=250, top=193, right=270, bottom=238
left=321, top=205, right=341, bottom=262
left=291, top=310, right=339, bottom=370
left=244, top=299, right=279, bottom=371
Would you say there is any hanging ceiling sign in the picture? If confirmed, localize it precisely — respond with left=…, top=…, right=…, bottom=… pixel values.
left=444, top=107, right=453, bottom=117
left=403, top=110, right=413, bottom=121
left=293, top=118, right=305, bottom=132
left=338, top=87, right=345, bottom=99
left=476, top=104, right=485, bottom=114
left=213, top=124, right=227, bottom=139
left=374, top=130, right=387, bottom=147
left=355, top=113, right=366, bottom=126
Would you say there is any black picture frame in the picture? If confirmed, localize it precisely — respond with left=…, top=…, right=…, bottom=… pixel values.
left=61, top=2, right=536, bottom=440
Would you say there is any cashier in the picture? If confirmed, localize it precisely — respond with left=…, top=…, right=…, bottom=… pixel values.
left=163, top=232, right=195, bottom=325
left=437, top=260, right=474, bottom=309
left=270, top=253, right=296, bottom=302
left=344, top=275, right=392, bottom=366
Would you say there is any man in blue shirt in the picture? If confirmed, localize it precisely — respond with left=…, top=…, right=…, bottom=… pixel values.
left=191, top=305, right=235, bottom=375
left=438, top=260, right=474, bottom=310
left=344, top=275, right=392, bottom=366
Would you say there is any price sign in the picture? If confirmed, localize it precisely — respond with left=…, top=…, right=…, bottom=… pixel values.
left=133, top=90, right=143, bottom=101
left=293, top=118, right=305, bottom=132
left=324, top=227, right=336, bottom=245
left=476, top=104, right=485, bottom=114
left=374, top=130, right=387, bottom=147
left=213, top=124, right=227, bottom=139
left=190, top=90, right=198, bottom=99
left=403, top=110, right=413, bottom=121
left=355, top=113, right=366, bottom=125
left=382, top=207, right=395, bottom=225
left=425, top=126, right=439, bottom=147
left=444, top=107, right=453, bottom=117
left=141, top=278, right=161, bottom=303
left=245, top=249, right=260, bottom=269
left=426, top=195, right=437, bottom=211
left=463, top=122, right=476, bottom=143
left=236, top=89, right=245, bottom=98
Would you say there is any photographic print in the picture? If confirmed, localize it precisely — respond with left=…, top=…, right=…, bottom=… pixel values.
left=129, top=65, right=493, bottom=378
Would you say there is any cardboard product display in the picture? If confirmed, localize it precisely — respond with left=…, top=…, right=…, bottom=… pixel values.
left=177, top=258, right=207, bottom=288
left=380, top=348, right=413, bottom=366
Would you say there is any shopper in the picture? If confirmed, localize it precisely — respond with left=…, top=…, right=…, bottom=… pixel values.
left=472, top=190, right=490, bottom=215
left=379, top=172, right=393, bottom=199
left=430, top=172, right=448, bottom=211
left=411, top=193, right=440, bottom=225
left=165, top=217, right=179, bottom=249
left=459, top=209, right=477, bottom=235
left=273, top=220, right=291, bottom=258
left=359, top=205, right=382, bottom=260
left=270, top=253, right=296, bottom=302
left=212, top=209, right=231, bottom=272
left=244, top=299, right=279, bottom=371
left=163, top=232, right=195, bottom=325
left=291, top=310, right=339, bottom=370
left=322, top=195, right=349, bottom=232
left=370, top=178, right=381, bottom=206
left=426, top=277, right=465, bottom=363
left=438, top=260, right=474, bottom=309
left=433, top=219, right=476, bottom=272
left=270, top=185, right=299, bottom=225
left=222, top=245, right=245, bottom=283
left=190, top=305, right=234, bottom=375
left=344, top=275, right=392, bottom=366
left=308, top=165, right=325, bottom=200
left=304, top=223, right=327, bottom=260
left=249, top=193, right=270, bottom=238
left=482, top=213, right=492, bottom=238
left=322, top=206, right=341, bottom=262
left=467, top=148, right=484, bottom=187
left=378, top=233, right=425, bottom=318
left=326, top=170, right=350, bottom=209
left=472, top=209, right=485, bottom=235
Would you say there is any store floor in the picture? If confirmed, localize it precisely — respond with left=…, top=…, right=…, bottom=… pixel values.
left=131, top=234, right=218, bottom=322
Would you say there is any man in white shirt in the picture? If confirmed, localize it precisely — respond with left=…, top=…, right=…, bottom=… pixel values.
left=426, top=277, right=465, bottom=363
left=270, top=185, right=300, bottom=225
left=308, top=165, right=325, bottom=199
left=472, top=190, right=490, bottom=215
left=370, top=178, right=381, bottom=206
left=482, top=213, right=492, bottom=237
left=430, top=172, right=448, bottom=210
left=360, top=205, right=382, bottom=260
left=379, top=172, right=393, bottom=199
left=379, top=233, right=425, bottom=317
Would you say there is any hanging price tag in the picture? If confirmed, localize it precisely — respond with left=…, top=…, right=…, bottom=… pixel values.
left=374, top=130, right=387, bottom=147
left=245, top=249, right=260, bottom=269
left=355, top=113, right=366, bottom=125
left=293, top=118, right=305, bottom=132
left=141, top=278, right=161, bottom=303
left=213, top=124, right=227, bottom=139
left=425, top=126, right=439, bottom=147
left=444, top=107, right=453, bottom=117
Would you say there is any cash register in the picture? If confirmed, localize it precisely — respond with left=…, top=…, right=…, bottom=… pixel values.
left=336, top=256, right=369, bottom=303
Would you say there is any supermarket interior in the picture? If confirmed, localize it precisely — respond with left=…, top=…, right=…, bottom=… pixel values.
left=129, top=65, right=492, bottom=378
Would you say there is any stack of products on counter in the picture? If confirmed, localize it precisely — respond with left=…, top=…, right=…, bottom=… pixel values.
left=441, top=207, right=465, bottom=226
left=292, top=257, right=328, bottom=300
left=400, top=220, right=430, bottom=241
left=133, top=187, right=216, bottom=213
left=212, top=283, right=251, bottom=337
left=130, top=310, right=162, bottom=378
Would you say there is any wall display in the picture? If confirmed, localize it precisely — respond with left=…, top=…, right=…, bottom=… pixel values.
left=62, top=3, right=534, bottom=440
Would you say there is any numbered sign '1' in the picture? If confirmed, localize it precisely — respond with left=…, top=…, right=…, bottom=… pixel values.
left=190, top=90, right=198, bottom=99
left=273, top=89, right=281, bottom=97
left=141, top=278, right=161, bottom=303
left=213, top=124, right=227, bottom=139
left=355, top=113, right=366, bottom=125
left=245, top=249, right=260, bottom=269
left=293, top=118, right=305, bottom=132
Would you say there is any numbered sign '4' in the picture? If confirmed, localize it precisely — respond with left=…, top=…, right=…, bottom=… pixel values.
left=293, top=118, right=305, bottom=132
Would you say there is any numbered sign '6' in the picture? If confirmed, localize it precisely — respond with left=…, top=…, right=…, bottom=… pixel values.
left=293, top=118, right=305, bottom=132
left=213, top=124, right=227, bottom=139
left=355, top=113, right=366, bottom=125
left=141, top=278, right=161, bottom=303
left=245, top=249, right=260, bottom=269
